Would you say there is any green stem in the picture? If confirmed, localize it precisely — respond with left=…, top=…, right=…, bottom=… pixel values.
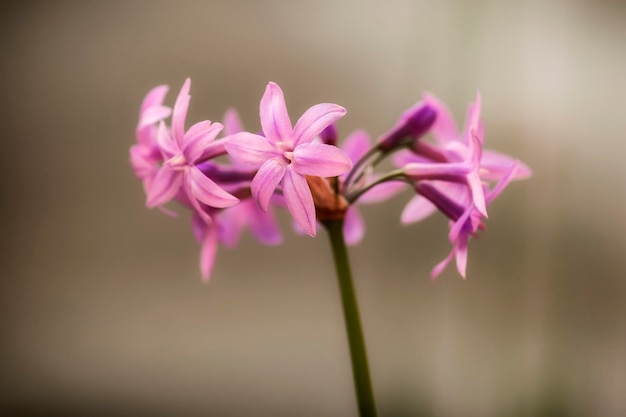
left=322, top=219, right=377, bottom=417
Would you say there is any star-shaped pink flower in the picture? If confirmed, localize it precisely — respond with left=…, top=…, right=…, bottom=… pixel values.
left=145, top=78, right=239, bottom=221
left=225, top=82, right=352, bottom=236
left=397, top=92, right=532, bottom=225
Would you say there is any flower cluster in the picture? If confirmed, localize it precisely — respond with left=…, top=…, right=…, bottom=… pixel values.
left=131, top=79, right=530, bottom=280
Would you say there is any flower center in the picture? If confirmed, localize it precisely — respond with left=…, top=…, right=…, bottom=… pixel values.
left=276, top=141, right=294, bottom=162
left=165, top=154, right=187, bottom=171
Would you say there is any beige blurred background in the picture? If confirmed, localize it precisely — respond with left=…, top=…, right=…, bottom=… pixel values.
left=1, top=1, right=625, bottom=416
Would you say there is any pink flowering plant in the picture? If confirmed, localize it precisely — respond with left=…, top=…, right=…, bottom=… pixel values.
left=130, top=78, right=530, bottom=417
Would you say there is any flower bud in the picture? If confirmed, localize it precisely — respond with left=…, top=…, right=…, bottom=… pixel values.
left=378, top=103, right=437, bottom=151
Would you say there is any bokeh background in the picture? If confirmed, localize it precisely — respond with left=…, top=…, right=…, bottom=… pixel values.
left=1, top=1, right=625, bottom=416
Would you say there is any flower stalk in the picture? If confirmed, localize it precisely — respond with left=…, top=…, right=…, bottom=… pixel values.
left=322, top=218, right=377, bottom=417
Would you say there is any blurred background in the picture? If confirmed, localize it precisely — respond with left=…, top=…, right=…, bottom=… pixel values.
left=1, top=1, right=625, bottom=416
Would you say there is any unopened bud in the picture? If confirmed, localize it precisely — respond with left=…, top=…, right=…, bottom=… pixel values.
left=378, top=103, right=437, bottom=151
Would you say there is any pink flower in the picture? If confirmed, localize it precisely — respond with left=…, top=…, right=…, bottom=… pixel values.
left=397, top=93, right=532, bottom=225
left=401, top=95, right=488, bottom=217
left=145, top=78, right=239, bottom=222
left=225, top=82, right=352, bottom=236
left=216, top=109, right=283, bottom=248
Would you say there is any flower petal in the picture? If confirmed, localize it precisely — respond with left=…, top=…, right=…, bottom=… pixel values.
left=260, top=82, right=292, bottom=143
left=486, top=160, right=520, bottom=205
left=191, top=212, right=207, bottom=243
left=188, top=165, right=239, bottom=208
left=217, top=205, right=246, bottom=248
left=341, top=129, right=371, bottom=163
left=448, top=203, right=474, bottom=243
left=172, top=78, right=191, bottom=147
left=247, top=202, right=283, bottom=246
left=480, top=150, right=532, bottom=181
left=225, top=132, right=279, bottom=168
left=462, top=92, right=482, bottom=146
left=138, top=105, right=172, bottom=130
left=282, top=168, right=316, bottom=237
left=403, top=161, right=471, bottom=180
left=430, top=248, right=455, bottom=280
left=467, top=172, right=488, bottom=218
left=292, top=103, right=347, bottom=146
left=423, top=92, right=459, bottom=144
left=223, top=108, right=244, bottom=136
left=146, top=167, right=182, bottom=208
left=401, top=195, right=437, bottom=224
left=183, top=121, right=223, bottom=162
left=140, top=85, right=169, bottom=116
left=200, top=225, right=218, bottom=282
left=156, top=121, right=178, bottom=159
left=358, top=179, right=406, bottom=204
left=251, top=158, right=288, bottom=211
left=291, top=142, right=352, bottom=177
left=454, top=235, right=469, bottom=279
left=130, top=144, right=157, bottom=181
left=392, top=149, right=432, bottom=167
left=344, top=207, right=365, bottom=245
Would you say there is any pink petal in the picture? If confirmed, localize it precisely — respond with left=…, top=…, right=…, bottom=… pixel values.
left=138, top=105, right=172, bottom=130
left=343, top=207, right=365, bottom=245
left=480, top=150, right=532, bottom=181
left=191, top=212, right=207, bottom=243
left=260, top=82, right=292, bottom=143
left=247, top=202, right=283, bottom=246
left=357, top=179, right=406, bottom=204
left=251, top=158, right=288, bottom=211
left=454, top=235, right=469, bottom=279
left=467, top=173, right=488, bottom=218
left=430, top=248, right=455, bottom=280
left=392, top=149, right=431, bottom=167
left=282, top=168, right=316, bottom=237
left=486, top=160, right=520, bottom=205
left=403, top=161, right=471, bottom=180
left=400, top=195, right=437, bottom=224
left=223, top=108, right=244, bottom=136
left=140, top=85, right=169, bottom=114
left=448, top=204, right=474, bottom=243
left=341, top=130, right=371, bottom=163
left=183, top=121, right=223, bottom=162
left=183, top=180, right=213, bottom=226
left=291, top=142, right=352, bottom=177
left=130, top=145, right=157, bottom=180
left=172, top=78, right=191, bottom=147
left=217, top=205, right=246, bottom=248
left=423, top=92, right=459, bottom=144
left=292, top=103, right=347, bottom=146
left=462, top=93, right=482, bottom=146
left=200, top=225, right=218, bottom=282
left=156, top=121, right=178, bottom=159
left=225, top=132, right=279, bottom=168
left=188, top=166, right=239, bottom=208
left=146, top=167, right=182, bottom=208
